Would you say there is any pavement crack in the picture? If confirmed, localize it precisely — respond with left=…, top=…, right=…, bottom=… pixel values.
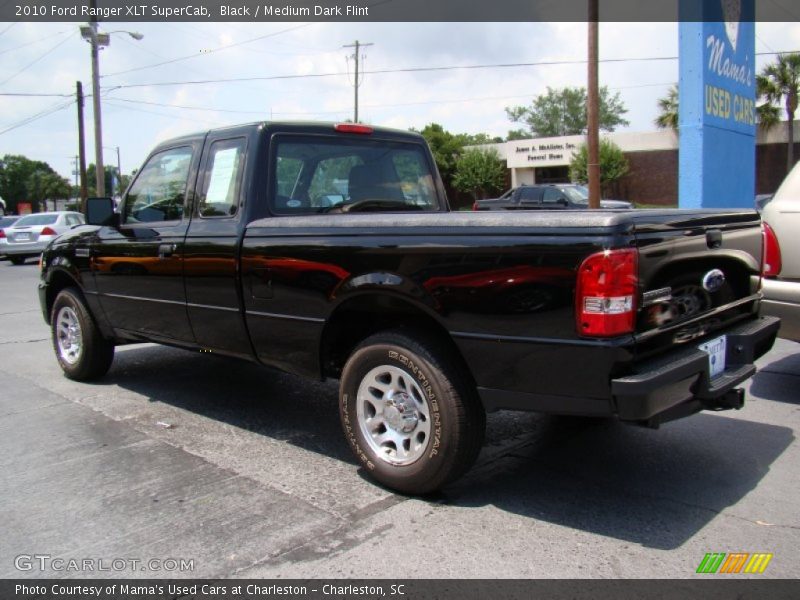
left=760, top=368, right=800, bottom=379
left=0, top=338, right=48, bottom=345
left=232, top=495, right=406, bottom=576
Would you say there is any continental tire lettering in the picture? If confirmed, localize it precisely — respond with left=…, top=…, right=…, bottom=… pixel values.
left=388, top=352, right=443, bottom=459
left=342, top=393, right=375, bottom=471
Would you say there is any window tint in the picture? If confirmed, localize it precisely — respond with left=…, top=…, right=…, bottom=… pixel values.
left=124, top=146, right=193, bottom=223
left=518, top=187, right=541, bottom=203
left=542, top=188, right=566, bottom=204
left=272, top=136, right=439, bottom=214
left=16, top=214, right=57, bottom=226
left=199, top=138, right=245, bottom=218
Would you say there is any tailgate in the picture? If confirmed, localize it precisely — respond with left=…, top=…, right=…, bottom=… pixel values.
left=632, top=210, right=763, bottom=359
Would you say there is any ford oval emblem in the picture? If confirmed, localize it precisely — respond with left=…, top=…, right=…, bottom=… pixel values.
left=702, top=269, right=726, bottom=293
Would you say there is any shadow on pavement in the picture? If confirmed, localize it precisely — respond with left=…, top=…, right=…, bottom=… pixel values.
left=98, top=343, right=794, bottom=552
left=750, top=352, right=800, bottom=404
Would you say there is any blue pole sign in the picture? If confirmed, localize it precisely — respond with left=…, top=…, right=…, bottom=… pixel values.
left=679, top=0, right=756, bottom=209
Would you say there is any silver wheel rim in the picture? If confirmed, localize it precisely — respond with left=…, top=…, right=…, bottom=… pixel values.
left=56, top=306, right=83, bottom=365
left=356, top=364, right=432, bottom=466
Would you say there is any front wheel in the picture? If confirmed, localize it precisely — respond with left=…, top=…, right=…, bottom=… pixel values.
left=339, top=329, right=485, bottom=494
left=51, top=288, right=115, bottom=380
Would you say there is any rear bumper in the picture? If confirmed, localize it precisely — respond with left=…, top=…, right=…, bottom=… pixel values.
left=611, top=316, right=780, bottom=424
left=0, top=240, right=49, bottom=256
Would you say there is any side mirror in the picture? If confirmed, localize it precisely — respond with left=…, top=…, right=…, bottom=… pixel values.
left=85, top=197, right=119, bottom=227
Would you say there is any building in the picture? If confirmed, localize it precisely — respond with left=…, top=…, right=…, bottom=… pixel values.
left=479, top=121, right=800, bottom=206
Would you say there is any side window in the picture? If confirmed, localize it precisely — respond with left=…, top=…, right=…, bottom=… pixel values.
left=199, top=138, right=245, bottom=218
left=542, top=188, right=565, bottom=204
left=123, top=146, right=193, bottom=224
left=519, top=188, right=541, bottom=203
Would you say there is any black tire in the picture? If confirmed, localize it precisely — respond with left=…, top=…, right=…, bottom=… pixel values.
left=9, top=256, right=27, bottom=265
left=50, top=287, right=115, bottom=381
left=339, top=329, right=485, bottom=494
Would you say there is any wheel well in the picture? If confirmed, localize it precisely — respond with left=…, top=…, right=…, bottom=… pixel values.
left=320, top=294, right=473, bottom=383
left=44, top=270, right=80, bottom=324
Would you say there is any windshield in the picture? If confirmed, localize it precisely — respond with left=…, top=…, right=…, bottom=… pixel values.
left=15, top=214, right=58, bottom=226
left=560, top=185, right=589, bottom=205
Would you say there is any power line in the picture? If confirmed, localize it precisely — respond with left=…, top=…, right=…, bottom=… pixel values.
left=107, top=81, right=677, bottom=118
left=0, top=92, right=73, bottom=97
left=0, top=22, right=18, bottom=37
left=101, top=23, right=312, bottom=78
left=0, top=32, right=77, bottom=87
left=0, top=28, right=71, bottom=57
left=0, top=99, right=74, bottom=137
left=103, top=52, right=796, bottom=91
left=101, top=0, right=395, bottom=79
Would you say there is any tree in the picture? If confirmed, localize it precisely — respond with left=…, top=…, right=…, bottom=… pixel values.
left=757, top=52, right=800, bottom=173
left=506, top=86, right=629, bottom=138
left=414, top=123, right=466, bottom=186
left=0, top=154, right=69, bottom=213
left=86, top=164, right=123, bottom=197
left=452, top=148, right=506, bottom=200
left=569, top=139, right=629, bottom=195
left=655, top=85, right=679, bottom=130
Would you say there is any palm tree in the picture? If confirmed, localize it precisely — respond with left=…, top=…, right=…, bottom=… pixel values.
left=655, top=85, right=679, bottom=131
left=757, top=53, right=800, bottom=174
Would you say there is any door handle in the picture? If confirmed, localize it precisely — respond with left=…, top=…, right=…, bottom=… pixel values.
left=158, top=243, right=177, bottom=258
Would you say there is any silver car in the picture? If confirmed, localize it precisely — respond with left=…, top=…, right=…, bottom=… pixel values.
left=0, top=211, right=85, bottom=265
left=761, top=163, right=800, bottom=342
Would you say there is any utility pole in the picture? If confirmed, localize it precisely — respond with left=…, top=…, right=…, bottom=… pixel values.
left=343, top=40, right=373, bottom=123
left=89, top=4, right=105, bottom=197
left=587, top=0, right=601, bottom=209
left=76, top=81, right=88, bottom=206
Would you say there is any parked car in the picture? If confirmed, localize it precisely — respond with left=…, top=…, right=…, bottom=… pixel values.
left=761, top=163, right=800, bottom=342
left=473, top=184, right=633, bottom=210
left=0, top=216, right=20, bottom=261
left=0, top=211, right=84, bottom=265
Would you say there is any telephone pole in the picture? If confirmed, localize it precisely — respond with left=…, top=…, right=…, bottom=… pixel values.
left=75, top=81, right=88, bottom=206
left=587, top=0, right=601, bottom=209
left=343, top=40, right=373, bottom=123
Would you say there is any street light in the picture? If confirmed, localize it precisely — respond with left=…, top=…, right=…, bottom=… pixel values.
left=80, top=23, right=142, bottom=197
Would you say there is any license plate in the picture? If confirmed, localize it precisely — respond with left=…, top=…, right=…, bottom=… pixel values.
left=698, top=335, right=727, bottom=379
left=15, top=233, right=30, bottom=241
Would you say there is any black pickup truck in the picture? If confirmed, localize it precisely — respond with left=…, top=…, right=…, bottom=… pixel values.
left=39, top=121, right=779, bottom=494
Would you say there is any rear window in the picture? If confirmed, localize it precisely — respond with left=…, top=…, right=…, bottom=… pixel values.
left=15, top=214, right=58, bottom=226
left=271, top=135, right=439, bottom=214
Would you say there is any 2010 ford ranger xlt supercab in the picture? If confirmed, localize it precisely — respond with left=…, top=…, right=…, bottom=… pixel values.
left=39, top=122, right=779, bottom=494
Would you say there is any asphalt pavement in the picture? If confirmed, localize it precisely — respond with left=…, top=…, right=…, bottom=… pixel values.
left=0, top=260, right=798, bottom=579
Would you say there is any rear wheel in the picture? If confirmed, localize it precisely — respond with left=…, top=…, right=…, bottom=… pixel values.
left=339, top=329, right=485, bottom=494
left=51, top=288, right=115, bottom=380
left=9, top=256, right=27, bottom=265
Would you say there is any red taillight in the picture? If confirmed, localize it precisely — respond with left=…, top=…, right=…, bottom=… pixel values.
left=41, top=226, right=57, bottom=236
left=0, top=229, right=5, bottom=238
left=576, top=248, right=638, bottom=337
left=472, top=201, right=479, bottom=211
left=762, top=222, right=782, bottom=278
left=334, top=123, right=374, bottom=134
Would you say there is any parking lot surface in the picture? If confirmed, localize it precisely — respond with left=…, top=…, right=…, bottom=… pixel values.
left=1, top=261, right=798, bottom=578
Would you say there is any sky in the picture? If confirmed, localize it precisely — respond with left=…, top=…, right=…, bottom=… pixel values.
left=0, top=20, right=799, bottom=183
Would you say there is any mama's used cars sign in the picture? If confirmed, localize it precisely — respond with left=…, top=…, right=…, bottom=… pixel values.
left=679, top=0, right=756, bottom=209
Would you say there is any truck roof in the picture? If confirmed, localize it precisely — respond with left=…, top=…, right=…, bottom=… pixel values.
left=150, top=121, right=425, bottom=152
